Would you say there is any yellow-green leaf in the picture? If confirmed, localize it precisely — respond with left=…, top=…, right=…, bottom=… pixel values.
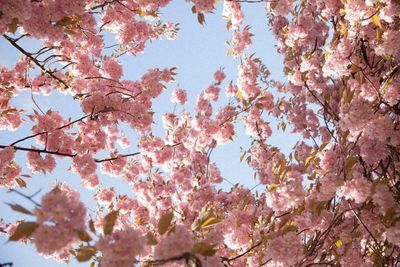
left=76, top=246, right=96, bottom=262
left=9, top=222, right=39, bottom=241
left=268, top=183, right=280, bottom=192
left=139, top=9, right=146, bottom=17
left=201, top=216, right=222, bottom=228
left=236, top=89, right=244, bottom=101
left=371, top=14, right=382, bottom=28
left=158, top=211, right=174, bottom=235
left=324, top=50, right=330, bottom=60
left=335, top=239, right=343, bottom=247
left=103, top=210, right=119, bottom=235
left=304, top=155, right=314, bottom=167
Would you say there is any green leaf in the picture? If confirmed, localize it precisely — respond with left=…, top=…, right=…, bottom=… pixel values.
left=9, top=221, right=39, bottom=241
left=103, top=210, right=118, bottom=235
left=158, top=211, right=174, bottom=235
left=76, top=246, right=96, bottom=262
left=7, top=203, right=33, bottom=215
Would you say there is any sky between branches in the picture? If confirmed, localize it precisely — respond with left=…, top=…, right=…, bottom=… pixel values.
left=0, top=2, right=301, bottom=266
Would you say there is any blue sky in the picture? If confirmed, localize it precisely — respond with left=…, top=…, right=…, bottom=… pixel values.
left=0, top=2, right=299, bottom=266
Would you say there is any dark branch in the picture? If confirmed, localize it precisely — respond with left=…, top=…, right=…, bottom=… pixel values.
left=3, top=34, right=69, bottom=89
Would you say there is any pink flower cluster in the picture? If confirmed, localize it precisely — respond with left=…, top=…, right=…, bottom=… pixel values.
left=32, top=184, right=86, bottom=260
left=171, top=88, right=188, bottom=105
left=27, top=151, right=56, bottom=174
left=0, top=147, right=21, bottom=188
left=96, top=228, right=145, bottom=267
left=154, top=225, right=194, bottom=259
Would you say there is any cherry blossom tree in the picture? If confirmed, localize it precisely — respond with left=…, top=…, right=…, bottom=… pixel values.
left=1, top=0, right=400, bottom=266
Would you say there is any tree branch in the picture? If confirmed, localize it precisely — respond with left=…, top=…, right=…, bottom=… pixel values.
left=3, top=34, right=69, bottom=89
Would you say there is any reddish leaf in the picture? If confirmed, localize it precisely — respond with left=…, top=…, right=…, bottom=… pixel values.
left=103, top=210, right=118, bottom=235
left=158, top=211, right=173, bottom=235
left=7, top=203, right=33, bottom=215
left=9, top=222, right=39, bottom=241
left=76, top=246, right=96, bottom=262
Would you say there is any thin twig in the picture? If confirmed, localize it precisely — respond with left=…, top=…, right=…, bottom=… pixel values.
left=9, top=189, right=41, bottom=207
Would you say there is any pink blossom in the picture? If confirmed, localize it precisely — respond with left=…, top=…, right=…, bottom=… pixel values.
left=171, top=88, right=187, bottom=105
left=27, top=151, right=56, bottom=174
left=372, top=184, right=396, bottom=214
left=386, top=222, right=400, bottom=246
left=96, top=228, right=145, bottom=267
left=231, top=27, right=252, bottom=56
left=192, top=0, right=215, bottom=13
left=154, top=224, right=194, bottom=259
left=222, top=1, right=243, bottom=30
left=337, top=176, right=371, bottom=204
left=266, top=232, right=303, bottom=266
left=95, top=187, right=116, bottom=205
left=101, top=57, right=123, bottom=81
left=213, top=69, right=226, bottom=85
left=237, top=59, right=260, bottom=100
left=0, top=147, right=21, bottom=188
left=71, top=154, right=97, bottom=178
left=36, top=184, right=86, bottom=228
left=32, top=225, right=77, bottom=260
left=204, top=85, right=220, bottom=101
